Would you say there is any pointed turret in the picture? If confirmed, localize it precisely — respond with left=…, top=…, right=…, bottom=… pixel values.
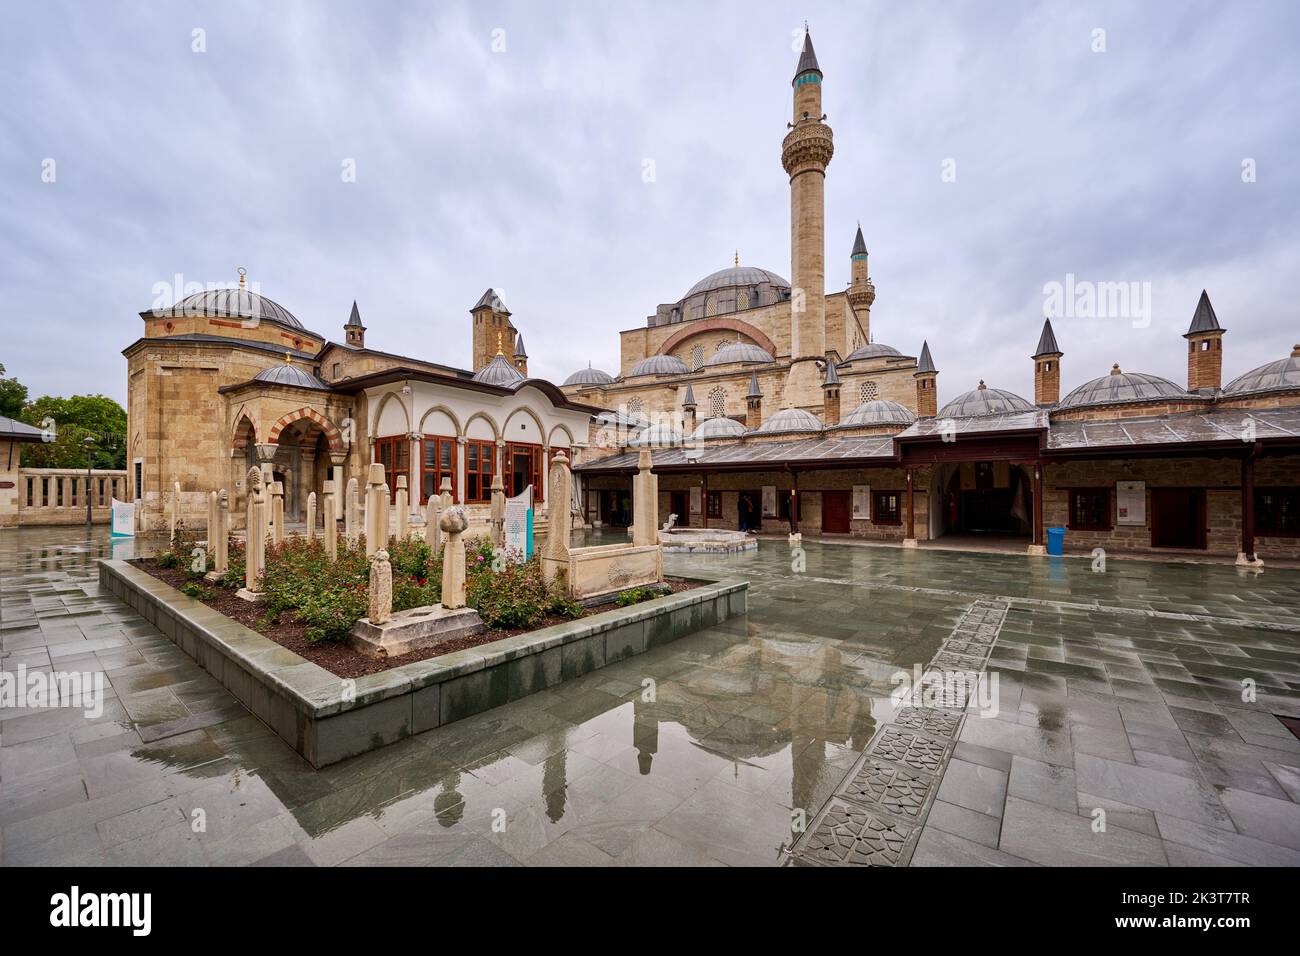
left=471, top=287, right=515, bottom=373
left=1032, top=319, right=1062, bottom=406
left=821, top=361, right=841, bottom=425
left=513, top=332, right=528, bottom=376
left=914, top=341, right=938, bottom=417
left=344, top=300, right=366, bottom=348
left=851, top=224, right=868, bottom=258
left=793, top=28, right=822, bottom=84
left=847, top=222, right=876, bottom=336
left=746, top=371, right=764, bottom=429
left=1184, top=290, right=1225, bottom=391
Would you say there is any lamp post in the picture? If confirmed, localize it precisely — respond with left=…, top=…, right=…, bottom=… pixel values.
left=83, top=435, right=96, bottom=529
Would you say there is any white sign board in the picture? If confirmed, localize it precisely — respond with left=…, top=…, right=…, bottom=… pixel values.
left=504, top=485, right=533, bottom=561
left=690, top=486, right=702, bottom=514
left=110, top=498, right=135, bottom=537
left=761, top=485, right=777, bottom=517
left=852, top=484, right=871, bottom=520
left=1116, top=481, right=1146, bottom=526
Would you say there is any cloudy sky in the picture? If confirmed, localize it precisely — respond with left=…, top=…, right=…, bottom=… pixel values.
left=3, top=0, right=1297, bottom=407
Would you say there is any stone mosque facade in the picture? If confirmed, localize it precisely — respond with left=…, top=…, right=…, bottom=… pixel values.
left=123, top=29, right=1299, bottom=562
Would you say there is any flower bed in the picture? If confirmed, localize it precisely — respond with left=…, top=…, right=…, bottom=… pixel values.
left=134, top=532, right=696, bottom=679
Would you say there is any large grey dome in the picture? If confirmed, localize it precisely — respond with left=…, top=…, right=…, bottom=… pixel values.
left=628, top=422, right=684, bottom=447
left=628, top=354, right=690, bottom=377
left=472, top=354, right=526, bottom=388
left=1224, top=349, right=1300, bottom=396
left=840, top=398, right=916, bottom=427
left=938, top=383, right=1034, bottom=418
left=842, top=342, right=903, bottom=362
left=752, top=407, right=823, bottom=435
left=562, top=366, right=614, bottom=387
left=704, top=342, right=775, bottom=367
left=165, top=288, right=305, bottom=331
left=253, top=362, right=329, bottom=390
left=686, top=266, right=790, bottom=297
left=690, top=416, right=746, bottom=441
left=1059, top=366, right=1189, bottom=410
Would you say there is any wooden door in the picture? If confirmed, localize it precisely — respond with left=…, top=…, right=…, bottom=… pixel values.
left=670, top=491, right=690, bottom=528
left=1151, top=488, right=1206, bottom=549
left=822, top=490, right=851, bottom=533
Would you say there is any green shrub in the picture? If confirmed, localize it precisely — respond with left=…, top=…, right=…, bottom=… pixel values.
left=616, top=586, right=658, bottom=607
left=466, top=555, right=581, bottom=629
left=222, top=541, right=246, bottom=589
left=180, top=581, right=212, bottom=601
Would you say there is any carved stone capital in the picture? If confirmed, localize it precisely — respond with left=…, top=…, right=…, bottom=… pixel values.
left=781, top=123, right=834, bottom=177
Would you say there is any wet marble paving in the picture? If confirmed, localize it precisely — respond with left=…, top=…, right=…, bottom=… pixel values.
left=2, top=526, right=1299, bottom=866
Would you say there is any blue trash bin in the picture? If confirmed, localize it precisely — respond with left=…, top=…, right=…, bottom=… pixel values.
left=1046, top=526, right=1066, bottom=556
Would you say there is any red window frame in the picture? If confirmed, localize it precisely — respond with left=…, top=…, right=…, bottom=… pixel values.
left=374, top=436, right=409, bottom=502
left=464, top=440, right=495, bottom=504
left=506, top=442, right=544, bottom=503
left=421, top=435, right=457, bottom=504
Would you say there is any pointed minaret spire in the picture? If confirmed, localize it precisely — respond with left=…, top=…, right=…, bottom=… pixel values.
left=1184, top=289, right=1226, bottom=391
left=512, top=332, right=528, bottom=376
left=914, top=341, right=938, bottom=417
left=344, top=300, right=366, bottom=347
left=851, top=223, right=867, bottom=258
left=746, top=371, right=764, bottom=429
left=793, top=26, right=822, bottom=84
left=1032, top=319, right=1063, bottom=406
left=822, top=360, right=841, bottom=425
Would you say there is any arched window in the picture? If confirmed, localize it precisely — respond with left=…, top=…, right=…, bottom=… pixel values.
left=709, top=387, right=726, bottom=419
left=690, top=345, right=705, bottom=371
left=627, top=397, right=643, bottom=417
left=737, top=291, right=750, bottom=310
left=859, top=381, right=879, bottom=404
left=705, top=295, right=717, bottom=316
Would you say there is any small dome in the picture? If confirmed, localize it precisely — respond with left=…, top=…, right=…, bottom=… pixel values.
left=1224, top=349, right=1300, bottom=396
left=1059, top=366, right=1188, bottom=410
left=628, top=354, right=690, bottom=377
left=840, top=398, right=917, bottom=427
left=686, top=266, right=790, bottom=298
left=166, top=287, right=305, bottom=331
left=842, top=342, right=903, bottom=362
left=938, top=382, right=1034, bottom=418
left=752, top=407, right=824, bottom=435
left=253, top=362, right=329, bottom=390
left=628, top=422, right=684, bottom=447
left=563, top=366, right=614, bottom=387
left=690, top=416, right=747, bottom=441
left=473, top=354, right=526, bottom=388
left=704, top=342, right=775, bottom=367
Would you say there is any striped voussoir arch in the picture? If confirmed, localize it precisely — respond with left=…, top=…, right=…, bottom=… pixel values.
left=267, top=407, right=344, bottom=452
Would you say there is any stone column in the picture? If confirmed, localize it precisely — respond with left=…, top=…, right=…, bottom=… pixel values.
left=207, top=490, right=217, bottom=553
left=169, top=480, right=180, bottom=542
left=440, top=507, right=469, bottom=609
left=1238, top=452, right=1262, bottom=567
left=345, top=477, right=359, bottom=546
left=489, top=473, right=506, bottom=547
left=329, top=457, right=346, bottom=518
left=408, top=431, right=423, bottom=509
left=632, top=448, right=658, bottom=546
left=244, top=467, right=265, bottom=595
left=215, top=489, right=229, bottom=573
left=365, top=463, right=388, bottom=555
left=323, top=482, right=338, bottom=560
left=306, top=492, right=317, bottom=542
left=903, top=468, right=918, bottom=548
left=395, top=476, right=409, bottom=541
left=368, top=549, right=392, bottom=625
left=541, top=444, right=551, bottom=517
left=270, top=481, right=285, bottom=546
left=542, top=452, right=572, bottom=584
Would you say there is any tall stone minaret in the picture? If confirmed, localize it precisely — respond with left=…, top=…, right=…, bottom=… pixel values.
left=782, top=27, right=834, bottom=409
left=846, top=224, right=875, bottom=346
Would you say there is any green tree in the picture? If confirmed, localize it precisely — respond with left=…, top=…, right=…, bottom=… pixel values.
left=21, top=394, right=127, bottom=469
left=0, top=363, right=28, bottom=420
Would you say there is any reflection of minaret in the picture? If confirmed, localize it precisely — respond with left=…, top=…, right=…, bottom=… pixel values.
left=543, top=748, right=567, bottom=823
left=633, top=693, right=659, bottom=774
left=435, top=772, right=465, bottom=827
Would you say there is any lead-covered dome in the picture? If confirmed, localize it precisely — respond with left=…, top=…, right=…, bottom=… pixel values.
left=253, top=362, right=329, bottom=390
left=1224, top=347, right=1300, bottom=396
left=164, top=287, right=305, bottom=330
left=628, top=354, right=690, bottom=377
left=752, top=407, right=824, bottom=435
left=938, top=382, right=1034, bottom=418
left=628, top=422, right=684, bottom=447
left=704, top=342, right=775, bottom=367
left=562, top=366, right=614, bottom=387
left=841, top=342, right=903, bottom=362
left=1059, top=365, right=1189, bottom=410
left=473, top=354, right=526, bottom=387
left=686, top=266, right=790, bottom=298
left=840, top=398, right=916, bottom=427
left=690, top=416, right=746, bottom=441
